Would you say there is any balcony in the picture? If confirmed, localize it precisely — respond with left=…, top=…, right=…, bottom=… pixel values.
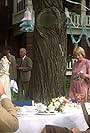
left=67, top=14, right=90, bottom=36
left=12, top=9, right=25, bottom=24
left=70, top=14, right=90, bottom=27
left=12, top=0, right=33, bottom=25
left=86, top=15, right=90, bottom=26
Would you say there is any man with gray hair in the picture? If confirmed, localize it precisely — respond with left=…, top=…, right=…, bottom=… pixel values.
left=17, top=48, right=33, bottom=99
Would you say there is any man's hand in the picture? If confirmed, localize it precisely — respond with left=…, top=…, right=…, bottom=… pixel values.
left=0, top=82, right=5, bottom=96
left=71, top=128, right=80, bottom=133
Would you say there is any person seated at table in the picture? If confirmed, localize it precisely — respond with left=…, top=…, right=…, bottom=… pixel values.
left=41, top=101, right=90, bottom=133
left=0, top=81, right=19, bottom=132
left=41, top=124, right=90, bottom=133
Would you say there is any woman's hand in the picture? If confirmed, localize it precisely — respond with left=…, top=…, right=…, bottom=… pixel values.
left=76, top=93, right=85, bottom=103
left=78, top=71, right=86, bottom=79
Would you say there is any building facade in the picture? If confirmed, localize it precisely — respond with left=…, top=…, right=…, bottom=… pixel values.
left=0, top=0, right=90, bottom=60
left=66, top=0, right=90, bottom=75
left=67, top=0, right=90, bottom=58
left=0, top=0, right=33, bottom=58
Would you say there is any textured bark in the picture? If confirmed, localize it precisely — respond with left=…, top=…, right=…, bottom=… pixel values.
left=30, top=0, right=67, bottom=103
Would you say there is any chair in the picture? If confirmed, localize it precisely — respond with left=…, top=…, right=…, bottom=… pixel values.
left=12, top=100, right=33, bottom=106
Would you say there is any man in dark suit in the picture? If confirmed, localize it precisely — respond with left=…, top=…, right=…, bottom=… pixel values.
left=0, top=81, right=19, bottom=132
left=17, top=48, right=33, bottom=99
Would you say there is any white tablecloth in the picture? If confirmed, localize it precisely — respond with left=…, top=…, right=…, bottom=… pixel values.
left=16, top=107, right=89, bottom=133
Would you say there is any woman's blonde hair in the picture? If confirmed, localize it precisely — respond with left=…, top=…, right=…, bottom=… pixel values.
left=73, top=46, right=86, bottom=58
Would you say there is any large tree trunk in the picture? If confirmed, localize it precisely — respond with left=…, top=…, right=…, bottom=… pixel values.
left=30, top=0, right=67, bottom=103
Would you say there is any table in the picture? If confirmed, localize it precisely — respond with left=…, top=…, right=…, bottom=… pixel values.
left=16, top=106, right=89, bottom=133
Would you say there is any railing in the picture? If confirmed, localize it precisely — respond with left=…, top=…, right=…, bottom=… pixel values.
left=69, top=14, right=90, bottom=27
left=66, top=58, right=76, bottom=76
left=13, top=7, right=90, bottom=27
left=86, top=15, right=90, bottom=26
left=67, top=58, right=75, bottom=70
left=70, top=14, right=81, bottom=27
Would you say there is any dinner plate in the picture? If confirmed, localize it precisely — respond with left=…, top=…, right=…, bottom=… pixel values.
left=35, top=112, right=57, bottom=115
left=17, top=112, right=28, bottom=117
left=17, top=110, right=38, bottom=116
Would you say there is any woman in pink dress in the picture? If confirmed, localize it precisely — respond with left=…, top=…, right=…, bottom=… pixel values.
left=69, top=46, right=90, bottom=102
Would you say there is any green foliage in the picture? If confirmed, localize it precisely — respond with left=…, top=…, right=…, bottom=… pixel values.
left=11, top=90, right=18, bottom=100
left=64, top=76, right=71, bottom=96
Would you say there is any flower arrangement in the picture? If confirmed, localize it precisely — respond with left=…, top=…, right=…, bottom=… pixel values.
left=47, top=96, right=69, bottom=112
left=35, top=96, right=80, bottom=113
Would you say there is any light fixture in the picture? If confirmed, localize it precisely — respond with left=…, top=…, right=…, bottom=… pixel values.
left=19, top=7, right=34, bottom=32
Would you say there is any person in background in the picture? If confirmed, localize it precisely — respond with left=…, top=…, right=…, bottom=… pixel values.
left=0, top=48, right=11, bottom=100
left=17, top=48, right=33, bottom=99
left=0, top=81, right=19, bottom=132
left=69, top=46, right=90, bottom=102
left=3, top=46, right=17, bottom=81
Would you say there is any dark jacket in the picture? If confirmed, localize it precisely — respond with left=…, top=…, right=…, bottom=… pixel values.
left=17, top=56, right=33, bottom=82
